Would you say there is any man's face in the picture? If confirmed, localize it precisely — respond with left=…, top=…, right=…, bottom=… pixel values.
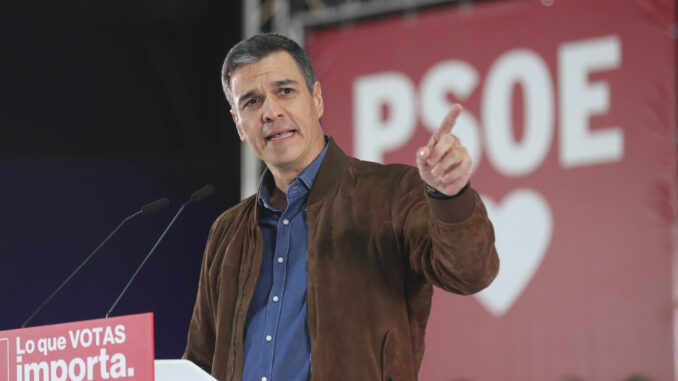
left=229, top=51, right=325, bottom=174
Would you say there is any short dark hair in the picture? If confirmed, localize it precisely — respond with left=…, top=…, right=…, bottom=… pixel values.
left=221, top=33, right=317, bottom=109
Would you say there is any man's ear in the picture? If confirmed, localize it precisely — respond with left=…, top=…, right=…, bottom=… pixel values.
left=313, top=81, right=324, bottom=119
left=230, top=109, right=246, bottom=141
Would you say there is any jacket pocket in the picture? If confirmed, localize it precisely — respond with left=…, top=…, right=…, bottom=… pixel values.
left=381, top=328, right=409, bottom=381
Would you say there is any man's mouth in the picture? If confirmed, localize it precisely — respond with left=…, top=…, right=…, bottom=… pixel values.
left=266, top=130, right=296, bottom=141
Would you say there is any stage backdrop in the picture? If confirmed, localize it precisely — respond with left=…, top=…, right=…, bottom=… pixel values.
left=306, top=0, right=677, bottom=379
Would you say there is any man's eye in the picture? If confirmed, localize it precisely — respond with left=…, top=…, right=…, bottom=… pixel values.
left=243, top=99, right=257, bottom=108
left=281, top=88, right=293, bottom=94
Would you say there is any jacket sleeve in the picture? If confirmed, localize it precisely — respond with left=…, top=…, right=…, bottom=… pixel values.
left=393, top=167, right=499, bottom=295
left=182, top=220, right=219, bottom=373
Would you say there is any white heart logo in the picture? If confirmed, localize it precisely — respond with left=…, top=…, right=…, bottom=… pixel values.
left=474, top=189, right=553, bottom=316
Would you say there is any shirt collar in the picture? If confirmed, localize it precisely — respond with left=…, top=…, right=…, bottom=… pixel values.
left=258, top=139, right=330, bottom=211
left=297, top=140, right=329, bottom=190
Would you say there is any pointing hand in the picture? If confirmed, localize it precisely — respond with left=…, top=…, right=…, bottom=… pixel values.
left=416, top=104, right=471, bottom=196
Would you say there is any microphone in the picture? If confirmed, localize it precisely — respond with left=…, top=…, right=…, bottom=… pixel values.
left=21, top=197, right=170, bottom=328
left=105, top=184, right=215, bottom=318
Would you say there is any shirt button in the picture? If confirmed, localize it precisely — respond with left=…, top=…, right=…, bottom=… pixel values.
left=277, top=257, right=284, bottom=264
left=266, top=335, right=272, bottom=342
left=282, top=218, right=290, bottom=225
left=272, top=296, right=279, bottom=302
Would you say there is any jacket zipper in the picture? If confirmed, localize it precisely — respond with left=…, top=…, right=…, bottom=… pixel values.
left=229, top=237, right=256, bottom=381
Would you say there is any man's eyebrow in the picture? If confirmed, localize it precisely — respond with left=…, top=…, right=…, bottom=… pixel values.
left=272, top=78, right=298, bottom=87
left=236, top=79, right=300, bottom=108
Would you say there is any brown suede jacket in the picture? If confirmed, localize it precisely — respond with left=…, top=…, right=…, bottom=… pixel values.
left=183, top=138, right=499, bottom=381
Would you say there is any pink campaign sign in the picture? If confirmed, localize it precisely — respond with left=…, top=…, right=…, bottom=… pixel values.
left=306, top=0, right=676, bottom=379
left=0, top=313, right=154, bottom=381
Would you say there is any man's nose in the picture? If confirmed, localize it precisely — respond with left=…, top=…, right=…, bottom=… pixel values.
left=262, top=97, right=284, bottom=122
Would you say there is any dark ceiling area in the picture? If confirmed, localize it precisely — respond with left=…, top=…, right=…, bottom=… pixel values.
left=0, top=1, right=242, bottom=159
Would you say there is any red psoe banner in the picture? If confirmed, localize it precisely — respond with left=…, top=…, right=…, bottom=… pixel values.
left=306, top=0, right=677, bottom=379
left=0, top=314, right=154, bottom=381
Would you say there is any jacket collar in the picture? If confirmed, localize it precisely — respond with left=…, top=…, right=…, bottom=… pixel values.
left=307, top=136, right=349, bottom=207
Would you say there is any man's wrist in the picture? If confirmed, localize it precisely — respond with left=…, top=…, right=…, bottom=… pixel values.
left=425, top=182, right=474, bottom=223
left=425, top=182, right=470, bottom=199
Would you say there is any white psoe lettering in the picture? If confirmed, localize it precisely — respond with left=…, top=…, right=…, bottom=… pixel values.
left=353, top=35, right=624, bottom=174
left=559, top=35, right=623, bottom=167
left=353, top=72, right=416, bottom=163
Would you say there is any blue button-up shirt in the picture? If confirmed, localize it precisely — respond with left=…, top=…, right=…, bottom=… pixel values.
left=242, top=143, right=329, bottom=381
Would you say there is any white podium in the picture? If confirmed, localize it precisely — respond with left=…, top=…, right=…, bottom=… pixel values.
left=155, top=359, right=218, bottom=381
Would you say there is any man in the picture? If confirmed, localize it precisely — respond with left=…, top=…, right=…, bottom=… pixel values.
left=184, top=33, right=499, bottom=381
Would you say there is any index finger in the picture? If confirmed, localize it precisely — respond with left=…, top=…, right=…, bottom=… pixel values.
left=434, top=104, right=463, bottom=141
